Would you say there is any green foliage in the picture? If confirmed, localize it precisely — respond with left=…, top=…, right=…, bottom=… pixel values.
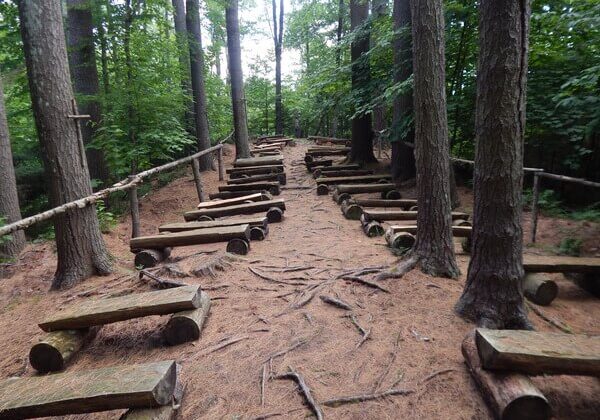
left=558, top=237, right=582, bottom=257
left=96, top=201, right=117, bottom=234
left=0, top=216, right=11, bottom=247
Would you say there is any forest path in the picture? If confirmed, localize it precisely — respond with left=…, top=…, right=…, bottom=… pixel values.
left=0, top=141, right=598, bottom=419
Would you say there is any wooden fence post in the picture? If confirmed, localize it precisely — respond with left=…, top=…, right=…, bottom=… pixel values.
left=191, top=158, right=207, bottom=203
left=530, top=172, right=540, bottom=243
left=217, top=147, right=225, bottom=181
left=128, top=175, right=141, bottom=238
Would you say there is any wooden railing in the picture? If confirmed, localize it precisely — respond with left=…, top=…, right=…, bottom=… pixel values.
left=0, top=142, right=227, bottom=238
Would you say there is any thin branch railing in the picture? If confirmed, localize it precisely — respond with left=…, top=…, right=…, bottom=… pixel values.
left=0, top=142, right=226, bottom=238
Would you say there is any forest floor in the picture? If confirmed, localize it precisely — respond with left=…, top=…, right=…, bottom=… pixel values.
left=0, top=141, right=599, bottom=419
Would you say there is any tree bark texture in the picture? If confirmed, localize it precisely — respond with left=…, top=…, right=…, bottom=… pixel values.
left=18, top=0, right=112, bottom=289
left=66, top=0, right=110, bottom=186
left=456, top=0, right=532, bottom=329
left=273, top=0, right=284, bottom=135
left=0, top=76, right=26, bottom=259
left=186, top=0, right=213, bottom=170
left=409, top=0, right=459, bottom=278
left=391, top=0, right=415, bottom=181
left=226, top=0, right=251, bottom=158
left=172, top=0, right=195, bottom=139
left=349, top=0, right=376, bottom=164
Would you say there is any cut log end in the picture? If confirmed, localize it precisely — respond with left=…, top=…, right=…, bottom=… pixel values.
left=342, top=203, right=363, bottom=220
left=197, top=215, right=214, bottom=222
left=408, top=205, right=418, bottom=211
left=387, top=232, right=416, bottom=251
left=266, top=207, right=284, bottom=223
left=164, top=293, right=211, bottom=346
left=250, top=227, right=267, bottom=241
left=227, top=238, right=250, bottom=255
left=523, top=274, right=558, bottom=306
left=304, top=155, right=314, bottom=163
left=29, top=327, right=99, bottom=373
left=363, top=222, right=384, bottom=237
left=453, top=219, right=472, bottom=227
left=134, top=248, right=172, bottom=269
left=385, top=190, right=402, bottom=200
left=316, top=184, right=329, bottom=195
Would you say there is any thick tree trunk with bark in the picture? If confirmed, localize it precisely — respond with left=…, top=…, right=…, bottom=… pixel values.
left=66, top=0, right=110, bottom=186
left=456, top=0, right=532, bottom=329
left=386, top=0, right=459, bottom=279
left=391, top=0, right=415, bottom=182
left=349, top=0, right=376, bottom=164
left=18, top=0, right=112, bottom=289
left=172, top=0, right=195, bottom=139
left=186, top=0, right=213, bottom=170
left=371, top=0, right=387, bottom=136
left=226, top=0, right=251, bottom=158
left=273, top=0, right=284, bottom=135
left=330, top=0, right=344, bottom=138
left=0, top=76, right=26, bottom=259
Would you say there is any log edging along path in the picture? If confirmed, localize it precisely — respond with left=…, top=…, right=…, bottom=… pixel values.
left=0, top=142, right=227, bottom=238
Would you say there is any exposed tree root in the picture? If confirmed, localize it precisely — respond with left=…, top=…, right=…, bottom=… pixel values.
left=274, top=367, right=324, bottom=420
left=191, top=252, right=241, bottom=278
left=139, top=270, right=185, bottom=289
left=419, top=368, right=457, bottom=384
left=342, top=275, right=390, bottom=293
left=249, top=267, right=309, bottom=286
left=376, top=255, right=420, bottom=280
left=372, top=332, right=402, bottom=392
left=148, top=263, right=188, bottom=278
left=319, top=294, right=352, bottom=310
left=322, top=388, right=414, bottom=407
left=525, top=301, right=573, bottom=334
left=200, top=335, right=249, bottom=356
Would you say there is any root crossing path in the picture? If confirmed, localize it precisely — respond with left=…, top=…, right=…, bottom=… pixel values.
left=0, top=141, right=598, bottom=419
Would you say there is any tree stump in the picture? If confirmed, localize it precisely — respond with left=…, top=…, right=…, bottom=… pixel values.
left=227, top=238, right=250, bottom=255
left=134, top=248, right=172, bottom=269
left=523, top=274, right=558, bottom=306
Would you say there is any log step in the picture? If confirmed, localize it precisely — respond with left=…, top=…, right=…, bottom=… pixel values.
left=226, top=164, right=284, bottom=175
left=0, top=360, right=177, bottom=419
left=183, top=199, right=285, bottom=221
left=522, top=255, right=600, bottom=274
left=306, top=159, right=333, bottom=170
left=29, top=327, right=100, bottom=373
left=219, top=182, right=280, bottom=195
left=209, top=190, right=266, bottom=200
left=387, top=225, right=472, bottom=238
left=316, top=169, right=374, bottom=178
left=347, top=198, right=417, bottom=209
left=40, top=285, right=203, bottom=331
left=130, top=225, right=251, bottom=250
left=159, top=217, right=268, bottom=233
left=227, top=172, right=286, bottom=185
left=335, top=183, right=398, bottom=195
left=163, top=291, right=211, bottom=345
left=475, top=328, right=600, bottom=376
left=315, top=174, right=392, bottom=185
left=196, top=192, right=271, bottom=209
left=233, top=155, right=283, bottom=167
left=362, top=209, right=469, bottom=222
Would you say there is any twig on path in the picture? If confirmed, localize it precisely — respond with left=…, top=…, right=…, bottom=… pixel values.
left=322, top=388, right=414, bottom=407
left=347, top=314, right=371, bottom=348
left=265, top=333, right=317, bottom=363
left=372, top=332, right=402, bottom=392
left=320, top=294, right=353, bottom=310
left=139, top=270, right=185, bottom=289
left=249, top=267, right=309, bottom=286
left=419, top=368, right=457, bottom=385
left=260, top=364, right=268, bottom=406
left=200, top=335, right=249, bottom=356
left=274, top=367, right=324, bottom=420
left=342, top=275, right=390, bottom=293
left=526, top=301, right=573, bottom=334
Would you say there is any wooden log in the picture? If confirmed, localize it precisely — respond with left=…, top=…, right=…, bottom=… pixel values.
left=332, top=190, right=351, bottom=204
left=362, top=209, right=470, bottom=223
left=566, top=273, right=600, bottom=298
left=160, top=217, right=268, bottom=233
left=341, top=201, right=363, bottom=220
left=523, top=274, right=558, bottom=306
left=183, top=199, right=285, bottom=221
left=387, top=225, right=472, bottom=238
left=130, top=225, right=251, bottom=250
left=360, top=214, right=384, bottom=237
left=308, top=135, right=351, bottom=145
left=385, top=231, right=416, bottom=251
left=217, top=147, right=225, bottom=181
left=304, top=154, right=315, bottom=163
left=347, top=198, right=416, bottom=209
left=408, top=205, right=418, bottom=211
left=522, top=255, right=600, bottom=274
left=306, top=147, right=350, bottom=157
left=233, top=155, right=283, bottom=167
left=164, top=291, right=210, bottom=345
left=129, top=176, right=141, bottom=239
left=226, top=238, right=250, bottom=255
left=209, top=190, right=266, bottom=200
left=336, top=183, right=397, bottom=194
left=255, top=150, right=281, bottom=156
left=318, top=169, right=374, bottom=178
left=315, top=174, right=392, bottom=186
left=385, top=190, right=403, bottom=200
left=306, top=159, right=333, bottom=170
left=191, top=158, right=206, bottom=203
left=266, top=207, right=284, bottom=223
left=29, top=327, right=100, bottom=373
left=453, top=219, right=473, bottom=227
left=134, top=248, right=172, bottom=269
left=250, top=226, right=267, bottom=240
left=475, top=328, right=600, bottom=376
left=40, top=285, right=203, bottom=332
left=227, top=172, right=286, bottom=185
left=226, top=164, right=284, bottom=175
left=312, top=164, right=361, bottom=177
left=197, top=192, right=271, bottom=209
left=219, top=182, right=280, bottom=196
left=462, top=331, right=550, bottom=420
left=316, top=184, right=330, bottom=195
left=121, top=405, right=176, bottom=420
left=0, top=360, right=177, bottom=419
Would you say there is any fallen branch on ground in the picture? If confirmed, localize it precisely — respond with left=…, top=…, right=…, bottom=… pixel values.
left=419, top=368, right=457, bottom=384
left=322, top=388, right=414, bottom=407
left=274, top=367, right=323, bottom=420
left=320, top=294, right=353, bottom=310
left=200, top=335, right=249, bottom=356
left=139, top=270, right=185, bottom=289
left=348, top=314, right=371, bottom=348
left=526, top=301, right=573, bottom=334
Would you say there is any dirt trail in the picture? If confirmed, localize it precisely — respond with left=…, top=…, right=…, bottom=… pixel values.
left=0, top=141, right=598, bottom=419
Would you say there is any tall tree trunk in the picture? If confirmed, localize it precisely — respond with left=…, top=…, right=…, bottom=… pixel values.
left=124, top=0, right=138, bottom=174
left=331, top=0, right=344, bottom=138
left=186, top=0, right=213, bottom=170
left=349, top=0, right=376, bottom=164
left=97, top=5, right=110, bottom=97
left=398, top=0, right=459, bottom=278
left=172, top=0, right=195, bottom=139
left=66, top=0, right=110, bottom=186
left=272, top=0, right=284, bottom=135
left=18, top=0, right=112, bottom=289
left=0, top=76, right=26, bottom=259
left=371, top=0, right=387, bottom=135
left=225, top=0, right=250, bottom=158
left=456, top=0, right=531, bottom=329
left=391, top=0, right=415, bottom=182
